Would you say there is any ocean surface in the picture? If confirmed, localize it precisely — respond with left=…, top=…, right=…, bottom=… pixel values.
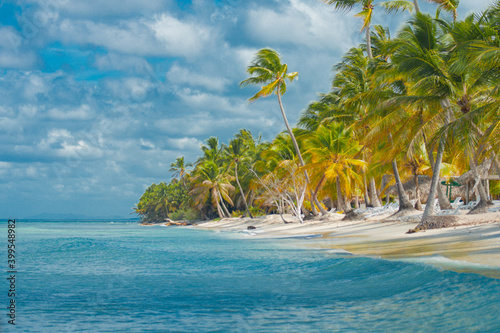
left=1, top=220, right=499, bottom=332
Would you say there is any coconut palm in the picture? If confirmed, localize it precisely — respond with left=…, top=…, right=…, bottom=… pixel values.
left=332, top=46, right=391, bottom=208
left=226, top=138, right=254, bottom=218
left=303, top=123, right=366, bottom=212
left=373, top=13, right=457, bottom=222
left=241, top=48, right=327, bottom=215
left=190, top=160, right=235, bottom=219
left=322, top=0, right=415, bottom=59
left=169, top=156, right=192, bottom=188
left=429, top=0, right=460, bottom=21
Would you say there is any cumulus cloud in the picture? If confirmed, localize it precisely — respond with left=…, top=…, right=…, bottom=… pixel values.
left=150, top=13, right=215, bottom=57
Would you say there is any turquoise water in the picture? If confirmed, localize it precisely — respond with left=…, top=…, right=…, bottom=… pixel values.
left=1, top=220, right=499, bottom=332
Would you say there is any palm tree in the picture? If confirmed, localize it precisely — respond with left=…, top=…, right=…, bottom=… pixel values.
left=303, top=123, right=366, bottom=212
left=169, top=156, right=192, bottom=188
left=226, top=138, right=254, bottom=218
left=199, top=137, right=225, bottom=165
left=428, top=0, right=459, bottom=21
left=240, top=48, right=328, bottom=215
left=190, top=160, right=235, bottom=219
left=331, top=46, right=387, bottom=207
left=378, top=12, right=456, bottom=222
left=322, top=0, right=415, bottom=59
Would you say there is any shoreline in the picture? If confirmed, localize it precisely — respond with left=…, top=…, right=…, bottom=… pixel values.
left=192, top=211, right=500, bottom=278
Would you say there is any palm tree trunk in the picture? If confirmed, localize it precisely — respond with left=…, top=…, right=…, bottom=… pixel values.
left=235, top=163, right=253, bottom=218
left=423, top=133, right=452, bottom=210
left=363, top=171, right=371, bottom=207
left=336, top=176, right=348, bottom=212
left=369, top=177, right=382, bottom=207
left=420, top=139, right=445, bottom=223
left=392, top=159, right=415, bottom=211
left=414, top=174, right=423, bottom=210
left=413, top=0, right=420, bottom=13
left=365, top=23, right=373, bottom=59
left=276, top=85, right=327, bottom=215
left=419, top=100, right=451, bottom=225
left=313, top=174, right=326, bottom=200
left=218, top=191, right=231, bottom=218
left=215, top=200, right=224, bottom=219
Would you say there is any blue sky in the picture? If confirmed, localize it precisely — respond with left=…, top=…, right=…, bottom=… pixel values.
left=0, top=0, right=492, bottom=218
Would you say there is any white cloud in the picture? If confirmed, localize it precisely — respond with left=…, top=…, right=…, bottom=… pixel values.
left=48, top=104, right=94, bottom=120
left=166, top=137, right=202, bottom=151
left=150, top=13, right=214, bottom=57
left=174, top=88, right=253, bottom=115
left=53, top=13, right=215, bottom=58
left=37, top=128, right=103, bottom=159
left=166, top=64, right=230, bottom=92
left=246, top=0, right=356, bottom=50
left=56, top=19, right=158, bottom=56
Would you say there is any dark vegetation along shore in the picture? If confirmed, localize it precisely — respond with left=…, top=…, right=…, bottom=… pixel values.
left=134, top=1, right=500, bottom=233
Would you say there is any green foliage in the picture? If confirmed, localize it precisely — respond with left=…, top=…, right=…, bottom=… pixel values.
left=170, top=207, right=202, bottom=221
left=247, top=206, right=266, bottom=217
left=490, top=180, right=500, bottom=198
left=134, top=181, right=189, bottom=223
left=230, top=210, right=245, bottom=217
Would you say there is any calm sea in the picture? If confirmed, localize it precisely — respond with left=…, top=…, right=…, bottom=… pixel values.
left=1, top=220, right=499, bottom=332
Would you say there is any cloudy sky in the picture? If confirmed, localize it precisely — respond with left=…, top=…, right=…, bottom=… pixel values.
left=0, top=0, right=492, bottom=218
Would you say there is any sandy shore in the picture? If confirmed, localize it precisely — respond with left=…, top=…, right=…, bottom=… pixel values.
left=193, top=211, right=500, bottom=278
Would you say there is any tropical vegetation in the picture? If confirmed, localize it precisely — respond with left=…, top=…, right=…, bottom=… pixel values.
left=134, top=1, right=500, bottom=226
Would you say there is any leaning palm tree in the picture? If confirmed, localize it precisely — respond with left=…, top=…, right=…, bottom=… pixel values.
left=190, top=160, right=235, bottom=219
left=240, top=48, right=327, bottom=215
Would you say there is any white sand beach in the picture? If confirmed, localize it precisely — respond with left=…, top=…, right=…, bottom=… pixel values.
left=193, top=211, right=500, bottom=278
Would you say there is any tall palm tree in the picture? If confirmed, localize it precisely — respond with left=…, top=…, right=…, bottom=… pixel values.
left=241, top=48, right=327, bottom=215
left=322, top=0, right=415, bottom=59
left=380, top=12, right=456, bottom=222
left=226, top=138, right=254, bottom=218
left=332, top=46, right=386, bottom=207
